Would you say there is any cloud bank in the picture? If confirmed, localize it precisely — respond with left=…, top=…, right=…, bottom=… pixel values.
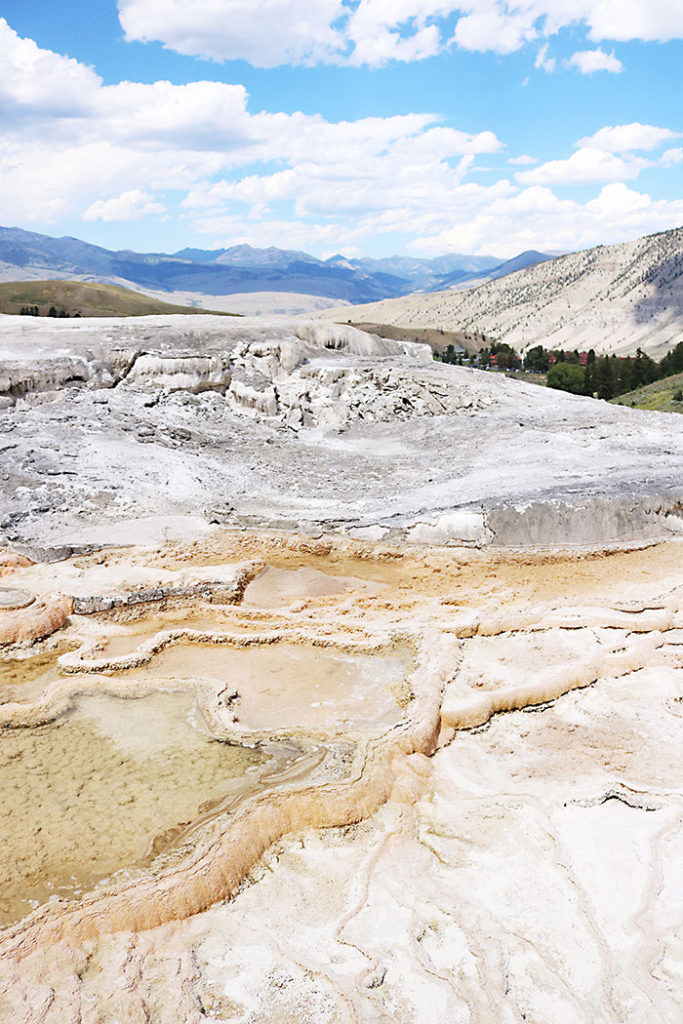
left=117, top=0, right=683, bottom=68
left=0, top=18, right=681, bottom=259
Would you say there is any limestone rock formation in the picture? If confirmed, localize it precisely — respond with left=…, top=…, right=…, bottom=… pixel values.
left=0, top=591, right=71, bottom=646
left=0, top=533, right=680, bottom=1023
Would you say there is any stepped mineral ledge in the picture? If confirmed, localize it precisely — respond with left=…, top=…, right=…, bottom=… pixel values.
left=0, top=314, right=681, bottom=1024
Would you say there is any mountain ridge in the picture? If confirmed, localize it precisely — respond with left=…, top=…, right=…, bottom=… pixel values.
left=319, top=226, right=683, bottom=359
left=0, top=226, right=550, bottom=308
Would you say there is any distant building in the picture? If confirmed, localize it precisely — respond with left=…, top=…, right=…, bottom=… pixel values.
left=549, top=351, right=589, bottom=366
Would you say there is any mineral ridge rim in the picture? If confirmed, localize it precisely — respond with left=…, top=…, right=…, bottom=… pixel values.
left=0, top=590, right=35, bottom=611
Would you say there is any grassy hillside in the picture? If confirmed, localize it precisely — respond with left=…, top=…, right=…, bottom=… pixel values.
left=611, top=372, right=683, bottom=414
left=0, top=280, right=239, bottom=318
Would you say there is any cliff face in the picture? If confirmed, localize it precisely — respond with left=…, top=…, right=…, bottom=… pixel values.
left=319, top=226, right=683, bottom=359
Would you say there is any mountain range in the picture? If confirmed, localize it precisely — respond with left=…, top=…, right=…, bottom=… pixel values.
left=0, top=226, right=551, bottom=309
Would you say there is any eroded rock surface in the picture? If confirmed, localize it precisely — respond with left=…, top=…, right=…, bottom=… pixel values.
left=1, top=315, right=682, bottom=551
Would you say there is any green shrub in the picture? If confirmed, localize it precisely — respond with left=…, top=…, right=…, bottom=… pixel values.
left=546, top=362, right=585, bottom=395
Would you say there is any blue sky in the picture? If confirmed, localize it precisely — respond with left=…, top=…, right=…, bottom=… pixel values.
left=1, top=1, right=682, bottom=258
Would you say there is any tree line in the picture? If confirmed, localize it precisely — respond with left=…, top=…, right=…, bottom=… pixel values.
left=20, top=305, right=81, bottom=317
left=542, top=343, right=683, bottom=400
left=436, top=339, right=683, bottom=400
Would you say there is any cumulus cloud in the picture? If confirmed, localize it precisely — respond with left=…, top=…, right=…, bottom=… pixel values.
left=188, top=178, right=517, bottom=253
left=565, top=48, right=623, bottom=74
left=508, top=154, right=538, bottom=165
left=2, top=20, right=682, bottom=262
left=578, top=123, right=680, bottom=153
left=0, top=18, right=505, bottom=234
left=452, top=6, right=537, bottom=54
left=581, top=0, right=683, bottom=43
left=0, top=17, right=100, bottom=117
left=514, top=123, right=680, bottom=188
left=345, top=1, right=454, bottom=67
left=116, top=1, right=683, bottom=67
left=413, top=183, right=683, bottom=258
left=118, top=0, right=347, bottom=66
left=118, top=0, right=458, bottom=67
left=516, top=147, right=651, bottom=187
left=83, top=189, right=167, bottom=222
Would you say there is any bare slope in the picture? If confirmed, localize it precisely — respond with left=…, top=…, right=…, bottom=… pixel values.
left=0, top=280, right=237, bottom=318
left=320, top=226, right=683, bottom=358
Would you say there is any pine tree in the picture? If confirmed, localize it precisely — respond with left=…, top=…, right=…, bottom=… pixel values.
left=595, top=357, right=614, bottom=400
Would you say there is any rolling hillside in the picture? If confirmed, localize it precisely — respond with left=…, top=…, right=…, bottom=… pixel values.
left=0, top=280, right=237, bottom=318
left=321, top=227, right=683, bottom=358
left=611, top=371, right=683, bottom=414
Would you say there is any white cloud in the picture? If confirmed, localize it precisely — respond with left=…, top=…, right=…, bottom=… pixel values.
left=0, top=18, right=506, bottom=236
left=1, top=20, right=682, bottom=265
left=116, top=1, right=683, bottom=67
left=661, top=147, right=683, bottom=166
left=118, top=0, right=458, bottom=68
left=582, top=0, right=683, bottom=43
left=565, top=48, right=623, bottom=74
left=0, top=17, right=100, bottom=116
left=0, top=139, right=183, bottom=224
left=452, top=7, right=537, bottom=54
left=182, top=143, right=510, bottom=238
left=534, top=43, right=556, bottom=72
left=118, top=0, right=347, bottom=66
left=509, top=154, right=538, bottom=165
left=516, top=147, right=651, bottom=186
left=346, top=1, right=453, bottom=68
left=101, top=80, right=252, bottom=150
left=189, top=178, right=517, bottom=253
left=413, top=183, right=683, bottom=258
left=83, top=189, right=167, bottom=222
left=578, top=123, right=680, bottom=153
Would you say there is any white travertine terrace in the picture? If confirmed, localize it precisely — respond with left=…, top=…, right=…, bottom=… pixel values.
left=0, top=314, right=681, bottom=1023
left=0, top=535, right=680, bottom=1023
left=0, top=315, right=682, bottom=554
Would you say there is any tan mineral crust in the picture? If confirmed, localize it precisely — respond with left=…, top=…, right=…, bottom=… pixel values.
left=0, top=316, right=682, bottom=1023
